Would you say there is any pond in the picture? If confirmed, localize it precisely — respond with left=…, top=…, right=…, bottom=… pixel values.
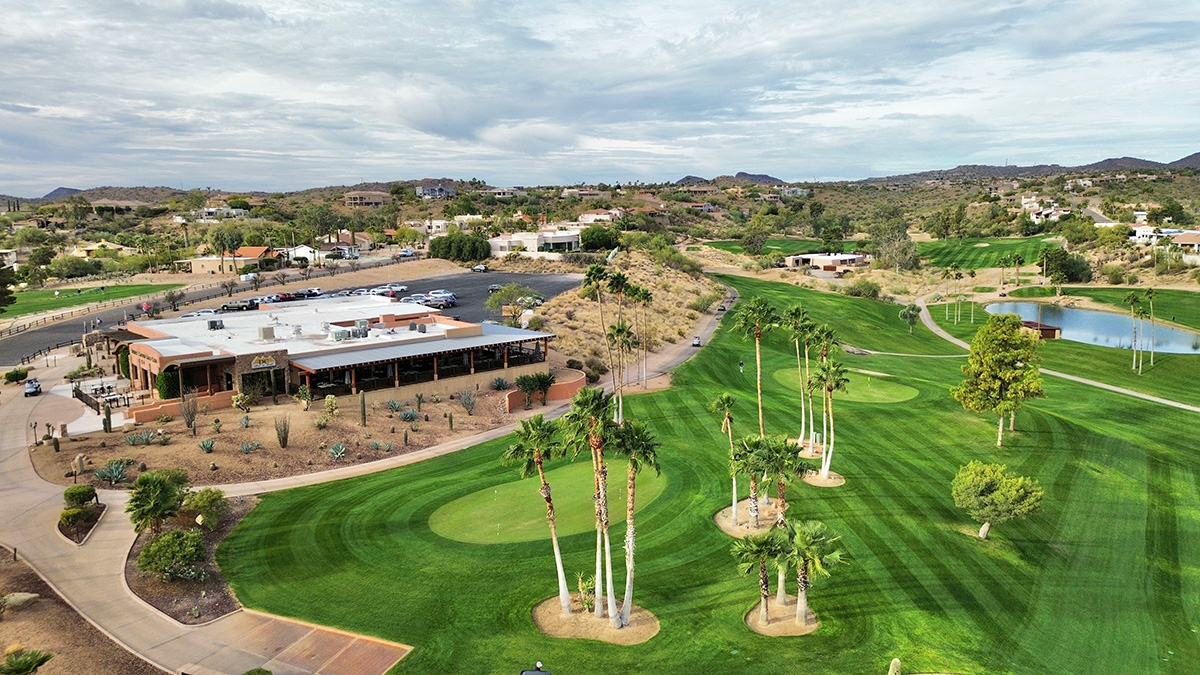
left=986, top=302, right=1200, bottom=354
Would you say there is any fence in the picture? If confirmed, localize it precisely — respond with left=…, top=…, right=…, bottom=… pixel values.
left=21, top=339, right=82, bottom=365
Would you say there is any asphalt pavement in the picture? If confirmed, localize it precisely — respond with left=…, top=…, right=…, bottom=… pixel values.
left=0, top=270, right=583, bottom=365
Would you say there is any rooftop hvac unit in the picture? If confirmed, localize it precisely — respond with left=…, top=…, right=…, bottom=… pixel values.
left=207, top=320, right=225, bottom=331
left=258, top=326, right=275, bottom=341
left=351, top=327, right=369, bottom=338
left=355, top=319, right=369, bottom=329
left=321, top=322, right=330, bottom=332
left=331, top=329, right=350, bottom=341
left=409, top=322, right=417, bottom=331
left=417, top=324, right=427, bottom=334
left=291, top=325, right=303, bottom=337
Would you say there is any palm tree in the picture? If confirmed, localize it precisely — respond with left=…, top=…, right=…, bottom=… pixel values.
left=583, top=265, right=619, bottom=413
left=811, top=324, right=838, bottom=451
left=817, top=360, right=850, bottom=479
left=559, top=387, right=620, bottom=626
left=606, top=320, right=638, bottom=424
left=1143, top=287, right=1156, bottom=366
left=708, top=393, right=739, bottom=527
left=736, top=435, right=766, bottom=528
left=781, top=305, right=812, bottom=447
left=898, top=303, right=921, bottom=334
left=787, top=520, right=847, bottom=625
left=1134, top=306, right=1149, bottom=375
left=125, top=470, right=185, bottom=534
left=997, top=253, right=1011, bottom=288
left=608, top=271, right=629, bottom=324
left=731, top=531, right=785, bottom=624
left=630, top=285, right=653, bottom=388
left=614, top=420, right=661, bottom=626
left=733, top=297, right=781, bottom=436
left=501, top=414, right=572, bottom=614
left=758, top=435, right=805, bottom=525
left=1123, top=292, right=1140, bottom=370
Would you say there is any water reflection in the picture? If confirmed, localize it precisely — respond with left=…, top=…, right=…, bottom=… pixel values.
left=986, top=302, right=1200, bottom=354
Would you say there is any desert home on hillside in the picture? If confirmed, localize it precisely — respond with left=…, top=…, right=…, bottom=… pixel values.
left=112, top=297, right=554, bottom=421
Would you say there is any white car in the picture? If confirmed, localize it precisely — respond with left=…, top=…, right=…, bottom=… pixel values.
left=386, top=283, right=409, bottom=292
left=180, top=308, right=221, bottom=318
left=369, top=287, right=392, bottom=295
left=351, top=288, right=371, bottom=296
left=471, top=264, right=488, bottom=272
left=397, top=248, right=416, bottom=257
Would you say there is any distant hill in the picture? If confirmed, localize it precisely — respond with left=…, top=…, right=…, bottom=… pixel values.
left=1169, top=152, right=1200, bottom=169
left=674, top=175, right=709, bottom=186
left=677, top=172, right=787, bottom=187
left=862, top=152, right=1198, bottom=184
left=42, top=187, right=81, bottom=200
left=1076, top=156, right=1168, bottom=172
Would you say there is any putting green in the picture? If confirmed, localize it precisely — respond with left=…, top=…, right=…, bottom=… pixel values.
left=771, top=368, right=918, bottom=403
left=429, top=459, right=666, bottom=544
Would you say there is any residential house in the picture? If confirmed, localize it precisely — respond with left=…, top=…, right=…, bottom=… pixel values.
left=560, top=188, right=611, bottom=200
left=69, top=239, right=136, bottom=258
left=178, top=255, right=260, bottom=275
left=577, top=208, right=626, bottom=224
left=780, top=186, right=813, bottom=198
left=481, top=187, right=525, bottom=199
left=488, top=228, right=581, bottom=257
left=0, top=249, right=17, bottom=268
left=416, top=185, right=457, bottom=200
left=343, top=191, right=393, bottom=208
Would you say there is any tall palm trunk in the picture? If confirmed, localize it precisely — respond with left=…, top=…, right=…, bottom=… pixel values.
left=726, top=419, right=738, bottom=527
left=1130, top=311, right=1137, bottom=369
left=758, top=559, right=770, bottom=623
left=1149, top=299, right=1156, bottom=366
left=820, top=384, right=829, bottom=460
left=590, top=440, right=604, bottom=618
left=595, top=289, right=619, bottom=421
left=1138, top=318, right=1144, bottom=374
left=776, top=477, right=788, bottom=524
left=748, top=473, right=760, bottom=528
left=821, top=390, right=836, bottom=477
left=795, top=341, right=807, bottom=447
left=534, top=455, right=572, bottom=614
left=805, top=346, right=815, bottom=450
left=776, top=561, right=788, bottom=606
left=796, top=560, right=810, bottom=625
left=620, top=462, right=638, bottom=626
left=754, top=330, right=765, bottom=436
left=596, top=449, right=619, bottom=627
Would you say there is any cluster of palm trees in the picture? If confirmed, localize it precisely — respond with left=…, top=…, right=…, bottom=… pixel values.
left=728, top=298, right=849, bottom=488
left=997, top=253, right=1025, bottom=288
left=1123, top=288, right=1158, bottom=374
left=731, top=519, right=845, bottom=626
left=940, top=263, right=977, bottom=324
left=502, top=387, right=661, bottom=629
left=582, top=264, right=654, bottom=424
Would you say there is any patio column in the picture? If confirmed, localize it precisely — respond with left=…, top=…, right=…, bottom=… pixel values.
left=393, top=360, right=399, bottom=387
left=205, top=365, right=212, bottom=394
left=503, top=347, right=509, bottom=369
left=351, top=368, right=357, bottom=394
left=469, top=351, right=475, bottom=374
left=433, top=356, right=438, bottom=381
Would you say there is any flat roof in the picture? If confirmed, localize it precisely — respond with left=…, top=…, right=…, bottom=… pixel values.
left=291, top=323, right=553, bottom=373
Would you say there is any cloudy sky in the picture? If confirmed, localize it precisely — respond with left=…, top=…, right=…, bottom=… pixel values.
left=2, top=0, right=1198, bottom=196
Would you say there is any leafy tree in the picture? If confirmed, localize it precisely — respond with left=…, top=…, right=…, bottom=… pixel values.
left=1040, top=246, right=1092, bottom=283
left=741, top=228, right=769, bottom=256
left=731, top=531, right=785, bottom=624
left=950, top=314, right=1045, bottom=447
left=580, top=224, right=619, bottom=251
left=818, top=224, right=844, bottom=254
left=125, top=469, right=189, bottom=534
left=0, top=267, right=16, bottom=315
left=485, top=283, right=539, bottom=326
left=951, top=461, right=1043, bottom=539
left=502, top=415, right=572, bottom=614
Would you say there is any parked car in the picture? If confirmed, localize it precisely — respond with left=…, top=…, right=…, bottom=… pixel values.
left=398, top=296, right=419, bottom=304
left=351, top=288, right=370, bottom=296
left=23, top=378, right=41, bottom=397
left=298, top=287, right=323, bottom=297
left=516, top=295, right=544, bottom=307
left=180, top=308, right=220, bottom=318
left=397, top=248, right=416, bottom=257
left=472, top=264, right=488, bottom=272
left=386, top=283, right=409, bottom=292
left=332, top=289, right=352, bottom=297
left=692, top=336, right=702, bottom=347
left=427, top=290, right=457, bottom=305
left=407, top=293, right=430, bottom=304
left=424, top=297, right=452, bottom=309
left=487, top=284, right=503, bottom=294
left=277, top=293, right=297, bottom=302
left=369, top=286, right=391, bottom=295
left=220, top=299, right=258, bottom=312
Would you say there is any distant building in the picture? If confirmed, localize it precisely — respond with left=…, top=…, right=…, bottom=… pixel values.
left=417, top=185, right=457, bottom=200
left=343, top=191, right=392, bottom=208
left=560, top=188, right=611, bottom=200
left=481, top=187, right=525, bottom=199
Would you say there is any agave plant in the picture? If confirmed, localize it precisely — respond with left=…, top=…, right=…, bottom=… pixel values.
left=198, top=439, right=215, bottom=453
left=328, top=442, right=347, bottom=461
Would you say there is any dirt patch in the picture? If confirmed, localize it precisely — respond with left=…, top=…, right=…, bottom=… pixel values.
left=124, top=496, right=257, bottom=625
left=34, top=390, right=514, bottom=487
left=56, top=503, right=106, bottom=545
left=0, top=546, right=162, bottom=675
left=797, top=439, right=824, bottom=459
left=802, top=471, right=845, bottom=488
left=713, top=497, right=789, bottom=538
left=531, top=596, right=659, bottom=645
left=744, top=596, right=820, bottom=636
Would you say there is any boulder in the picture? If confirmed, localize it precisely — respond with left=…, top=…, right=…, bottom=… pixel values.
left=209, top=463, right=218, bottom=471
left=3, top=592, right=41, bottom=610
left=72, top=454, right=87, bottom=476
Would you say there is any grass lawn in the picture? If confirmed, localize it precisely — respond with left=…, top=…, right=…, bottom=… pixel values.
left=707, top=238, right=842, bottom=256
left=1008, top=287, right=1200, bottom=331
left=220, top=278, right=1200, bottom=674
left=931, top=301, right=1200, bottom=408
left=7, top=284, right=182, bottom=317
left=917, top=237, right=1058, bottom=270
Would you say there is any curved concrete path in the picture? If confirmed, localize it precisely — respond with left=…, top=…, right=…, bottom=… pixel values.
left=914, top=296, right=1200, bottom=414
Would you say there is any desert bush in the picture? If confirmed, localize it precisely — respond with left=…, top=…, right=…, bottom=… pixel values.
left=212, top=419, right=222, bottom=433
left=155, top=434, right=171, bottom=446
left=841, top=278, right=882, bottom=299
left=1102, top=263, right=1124, bottom=285
left=183, top=487, right=228, bottom=530
left=232, top=393, right=251, bottom=412
left=180, top=389, right=198, bottom=432
left=239, top=415, right=250, bottom=429
left=274, top=415, right=290, bottom=448
left=4, top=367, right=28, bottom=383
left=457, top=389, right=477, bottom=415
left=584, top=357, right=608, bottom=376
left=314, top=414, right=330, bottom=430
left=59, top=507, right=88, bottom=528
left=155, top=414, right=173, bottom=424
left=64, top=485, right=97, bottom=507
left=295, top=384, right=313, bottom=410
left=686, top=291, right=723, bottom=313
left=324, top=395, right=339, bottom=416
left=136, top=528, right=207, bottom=582
left=124, top=429, right=156, bottom=446
left=198, top=439, right=215, bottom=453
left=565, top=359, right=584, bottom=371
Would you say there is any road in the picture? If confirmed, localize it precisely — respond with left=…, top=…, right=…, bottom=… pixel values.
left=0, top=270, right=583, bottom=365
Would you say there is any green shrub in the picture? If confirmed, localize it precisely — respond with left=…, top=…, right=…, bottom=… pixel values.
left=491, top=377, right=510, bottom=390
left=324, top=395, right=339, bottom=416
left=1102, top=263, right=1124, bottom=285
left=59, top=507, right=88, bottom=528
left=314, top=414, right=330, bottom=430
left=4, top=367, right=28, bottom=383
left=232, top=393, right=251, bottom=412
left=136, top=529, right=207, bottom=582
left=124, top=429, right=156, bottom=445
left=154, top=370, right=180, bottom=400
left=183, top=487, right=228, bottom=530
left=117, top=347, right=130, bottom=378
left=198, top=439, right=215, bottom=453
left=686, top=291, right=723, bottom=313
left=156, top=434, right=171, bottom=446
left=564, top=359, right=584, bottom=371
left=64, top=485, right=97, bottom=507
left=155, top=414, right=173, bottom=424
left=212, top=419, right=223, bottom=433
left=241, top=669, right=274, bottom=675
left=841, top=278, right=882, bottom=299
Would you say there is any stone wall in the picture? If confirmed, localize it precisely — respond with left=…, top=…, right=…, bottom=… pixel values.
left=503, top=368, right=587, bottom=412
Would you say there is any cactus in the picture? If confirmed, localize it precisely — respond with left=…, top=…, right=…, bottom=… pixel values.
left=103, top=404, right=112, bottom=433
left=51, top=437, right=60, bottom=452
left=448, top=411, right=453, bottom=431
left=415, top=392, right=424, bottom=411
left=239, top=414, right=250, bottom=428
left=360, top=391, right=367, bottom=426
left=403, top=429, right=408, bottom=446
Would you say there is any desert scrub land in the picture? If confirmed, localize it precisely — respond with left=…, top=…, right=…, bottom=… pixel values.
left=539, top=249, right=725, bottom=365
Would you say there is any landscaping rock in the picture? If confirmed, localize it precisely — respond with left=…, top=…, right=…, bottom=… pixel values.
left=137, top=462, right=147, bottom=472
left=73, top=454, right=87, bottom=476
left=209, top=463, right=218, bottom=471
left=3, top=592, right=41, bottom=610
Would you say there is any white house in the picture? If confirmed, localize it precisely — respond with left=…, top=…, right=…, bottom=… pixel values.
left=489, top=229, right=581, bottom=257
left=577, top=208, right=626, bottom=224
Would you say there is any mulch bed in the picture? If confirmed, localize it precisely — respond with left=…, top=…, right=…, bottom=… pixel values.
left=124, top=496, right=258, bottom=625
left=56, top=503, right=106, bottom=544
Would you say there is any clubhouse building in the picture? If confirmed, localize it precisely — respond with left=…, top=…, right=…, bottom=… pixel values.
left=117, top=297, right=553, bottom=421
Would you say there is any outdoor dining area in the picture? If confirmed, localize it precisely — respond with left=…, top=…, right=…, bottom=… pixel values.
left=71, top=376, right=134, bottom=412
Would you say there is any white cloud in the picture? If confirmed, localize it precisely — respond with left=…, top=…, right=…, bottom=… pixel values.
left=1, top=0, right=1198, bottom=195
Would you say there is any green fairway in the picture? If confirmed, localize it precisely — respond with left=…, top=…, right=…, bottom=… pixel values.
left=707, top=238, right=841, bottom=255
left=917, top=237, right=1057, bottom=270
left=1008, top=286, right=1200, bottom=331
left=8, top=284, right=182, bottom=317
left=771, top=368, right=918, bottom=403
left=220, top=276, right=1200, bottom=674
left=931, top=301, right=1200, bottom=408
left=430, top=459, right=666, bottom=544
